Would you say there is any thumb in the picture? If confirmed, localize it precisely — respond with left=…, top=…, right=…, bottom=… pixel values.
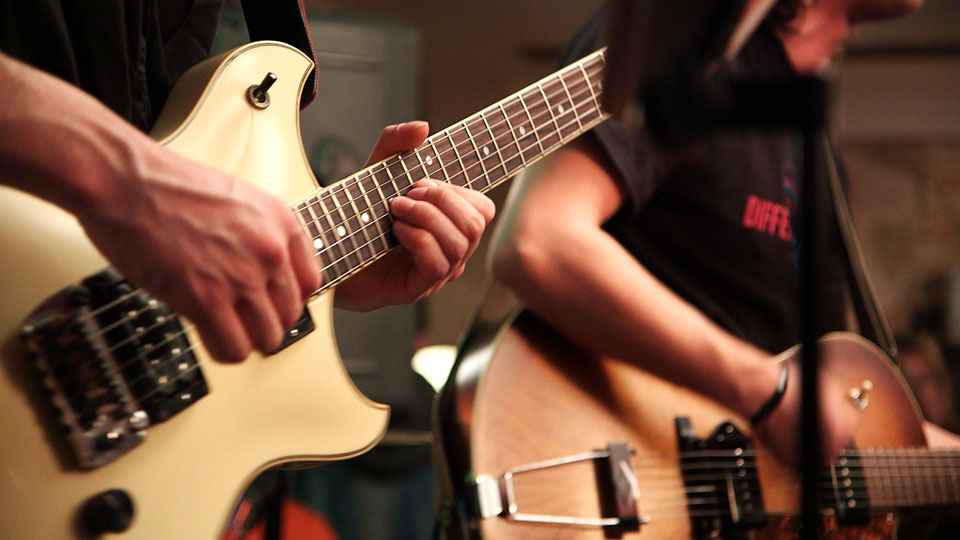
left=365, top=121, right=430, bottom=165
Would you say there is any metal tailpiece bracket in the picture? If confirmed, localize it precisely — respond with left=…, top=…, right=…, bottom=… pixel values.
left=474, top=442, right=649, bottom=530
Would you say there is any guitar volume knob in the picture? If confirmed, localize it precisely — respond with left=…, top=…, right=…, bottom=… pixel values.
left=81, top=488, right=134, bottom=534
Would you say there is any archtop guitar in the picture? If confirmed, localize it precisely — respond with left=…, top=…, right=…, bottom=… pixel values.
left=436, top=310, right=960, bottom=540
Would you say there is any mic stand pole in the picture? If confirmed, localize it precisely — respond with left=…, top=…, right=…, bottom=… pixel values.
left=642, top=68, right=830, bottom=540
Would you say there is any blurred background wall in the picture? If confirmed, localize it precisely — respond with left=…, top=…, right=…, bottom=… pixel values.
left=217, top=1, right=960, bottom=538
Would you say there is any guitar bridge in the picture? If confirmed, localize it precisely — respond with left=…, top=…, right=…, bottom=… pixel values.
left=21, top=268, right=208, bottom=468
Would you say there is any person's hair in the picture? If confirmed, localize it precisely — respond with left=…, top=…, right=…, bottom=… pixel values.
left=768, top=0, right=806, bottom=29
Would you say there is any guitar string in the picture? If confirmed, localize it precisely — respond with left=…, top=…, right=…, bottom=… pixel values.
left=311, top=85, right=607, bottom=291
left=54, top=57, right=605, bottom=336
left=294, top=57, right=603, bottom=250
left=293, top=54, right=605, bottom=233
left=299, top=60, right=606, bottom=282
left=51, top=67, right=608, bottom=385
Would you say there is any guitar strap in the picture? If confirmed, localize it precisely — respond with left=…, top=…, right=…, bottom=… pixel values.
left=822, top=136, right=899, bottom=360
left=239, top=0, right=320, bottom=110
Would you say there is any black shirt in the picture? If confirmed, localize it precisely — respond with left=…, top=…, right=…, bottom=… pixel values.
left=562, top=12, right=848, bottom=354
left=0, top=0, right=221, bottom=131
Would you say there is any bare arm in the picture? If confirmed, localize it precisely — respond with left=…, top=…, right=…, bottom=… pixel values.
left=0, top=51, right=324, bottom=362
left=0, top=52, right=493, bottom=362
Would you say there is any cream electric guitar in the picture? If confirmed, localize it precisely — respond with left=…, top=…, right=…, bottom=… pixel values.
left=0, top=42, right=608, bottom=539
left=437, top=311, right=960, bottom=540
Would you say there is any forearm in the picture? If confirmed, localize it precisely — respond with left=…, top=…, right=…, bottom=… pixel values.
left=501, top=218, right=777, bottom=414
left=490, top=142, right=782, bottom=419
left=0, top=51, right=153, bottom=219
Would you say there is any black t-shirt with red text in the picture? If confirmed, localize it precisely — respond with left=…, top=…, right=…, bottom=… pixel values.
left=563, top=12, right=848, bottom=354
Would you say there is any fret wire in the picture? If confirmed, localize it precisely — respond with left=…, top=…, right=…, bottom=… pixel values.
left=314, top=194, right=350, bottom=278
left=357, top=172, right=391, bottom=252
left=296, top=200, right=336, bottom=277
left=536, top=82, right=563, bottom=145
left=462, top=120, right=492, bottom=190
left=368, top=167, right=393, bottom=218
left=487, top=105, right=526, bottom=172
left=480, top=111, right=510, bottom=180
left=387, top=156, right=412, bottom=193
left=343, top=180, right=376, bottom=261
left=329, top=185, right=363, bottom=268
left=453, top=125, right=485, bottom=188
left=544, top=77, right=578, bottom=141
left=397, top=153, right=414, bottom=186
left=413, top=147, right=432, bottom=179
left=445, top=130, right=471, bottom=188
left=578, top=60, right=603, bottom=113
left=496, top=101, right=528, bottom=167
left=305, top=195, right=341, bottom=275
left=375, top=163, right=400, bottom=203
left=427, top=138, right=449, bottom=181
left=470, top=115, right=507, bottom=182
left=517, top=93, right=546, bottom=154
left=401, top=151, right=426, bottom=184
left=558, top=73, right=584, bottom=131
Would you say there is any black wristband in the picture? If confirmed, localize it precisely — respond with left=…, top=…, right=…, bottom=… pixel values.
left=749, top=363, right=789, bottom=426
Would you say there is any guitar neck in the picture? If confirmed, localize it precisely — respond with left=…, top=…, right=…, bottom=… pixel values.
left=828, top=448, right=960, bottom=511
left=292, top=49, right=609, bottom=291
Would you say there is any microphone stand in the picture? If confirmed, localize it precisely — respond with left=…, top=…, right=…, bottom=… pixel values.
left=640, top=64, right=830, bottom=540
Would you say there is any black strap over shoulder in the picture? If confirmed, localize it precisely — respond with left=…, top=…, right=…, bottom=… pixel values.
left=823, top=137, right=898, bottom=360
left=239, top=0, right=319, bottom=109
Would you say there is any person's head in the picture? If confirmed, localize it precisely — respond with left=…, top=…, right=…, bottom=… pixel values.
left=847, top=0, right=923, bottom=22
left=772, top=0, right=922, bottom=73
left=773, top=0, right=923, bottom=27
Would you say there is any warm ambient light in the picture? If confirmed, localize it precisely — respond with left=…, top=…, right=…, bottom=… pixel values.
left=411, top=345, right=457, bottom=392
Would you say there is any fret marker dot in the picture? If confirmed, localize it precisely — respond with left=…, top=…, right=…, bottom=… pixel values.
left=519, top=126, right=526, bottom=135
left=337, top=226, right=347, bottom=237
left=361, top=212, right=370, bottom=223
left=483, top=146, right=490, bottom=156
left=425, top=155, right=434, bottom=166
left=313, top=238, right=324, bottom=250
left=558, top=104, right=565, bottom=114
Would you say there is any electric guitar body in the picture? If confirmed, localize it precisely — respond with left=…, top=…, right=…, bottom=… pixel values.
left=1, top=40, right=610, bottom=538
left=0, top=42, right=389, bottom=540
left=436, top=310, right=951, bottom=540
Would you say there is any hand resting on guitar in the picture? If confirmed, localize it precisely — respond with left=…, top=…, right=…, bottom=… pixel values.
left=0, top=52, right=493, bottom=363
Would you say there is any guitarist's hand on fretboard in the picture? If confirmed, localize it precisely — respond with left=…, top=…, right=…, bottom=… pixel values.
left=333, top=121, right=495, bottom=311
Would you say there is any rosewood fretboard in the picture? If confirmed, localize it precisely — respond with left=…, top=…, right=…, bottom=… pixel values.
left=292, top=48, right=609, bottom=290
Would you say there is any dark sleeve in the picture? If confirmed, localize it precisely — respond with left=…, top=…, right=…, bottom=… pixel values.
left=558, top=8, right=667, bottom=215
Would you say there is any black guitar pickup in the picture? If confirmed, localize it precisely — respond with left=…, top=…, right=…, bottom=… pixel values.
left=676, top=417, right=766, bottom=540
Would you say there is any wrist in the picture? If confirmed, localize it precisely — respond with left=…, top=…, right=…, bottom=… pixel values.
left=749, top=362, right=789, bottom=425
